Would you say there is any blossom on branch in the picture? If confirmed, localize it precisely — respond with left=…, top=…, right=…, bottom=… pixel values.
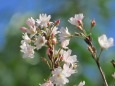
left=26, top=17, right=35, bottom=27
left=22, top=33, right=31, bottom=43
left=34, top=35, right=47, bottom=50
left=59, top=27, right=71, bottom=49
left=20, top=41, right=34, bottom=58
left=36, top=14, right=51, bottom=28
left=98, top=34, right=114, bottom=49
left=63, top=64, right=76, bottom=77
left=62, top=49, right=77, bottom=65
left=50, top=67, right=69, bottom=86
left=68, top=13, right=84, bottom=26
left=27, top=26, right=37, bottom=37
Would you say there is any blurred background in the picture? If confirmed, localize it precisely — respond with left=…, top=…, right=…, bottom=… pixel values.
left=0, top=0, right=115, bottom=86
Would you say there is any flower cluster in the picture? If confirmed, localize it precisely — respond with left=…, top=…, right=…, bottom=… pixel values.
left=20, top=13, right=114, bottom=86
left=20, top=14, right=84, bottom=86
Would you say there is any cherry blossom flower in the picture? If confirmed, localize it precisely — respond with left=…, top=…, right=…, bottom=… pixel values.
left=68, top=13, right=84, bottom=26
left=78, top=81, right=85, bottom=86
left=20, top=41, right=34, bottom=58
left=22, top=33, right=31, bottom=43
left=52, top=37, right=57, bottom=45
left=41, top=80, right=53, bottom=86
left=61, top=40, right=69, bottom=49
left=112, top=72, right=115, bottom=79
left=59, top=27, right=71, bottom=42
left=63, top=64, right=76, bottom=77
left=36, top=14, right=51, bottom=28
left=51, top=27, right=60, bottom=36
left=34, top=35, right=47, bottom=50
left=98, top=34, right=114, bottom=49
left=59, top=27, right=71, bottom=48
left=27, top=26, right=37, bottom=37
left=62, top=49, right=77, bottom=64
left=50, top=67, right=69, bottom=86
left=26, top=17, right=35, bottom=27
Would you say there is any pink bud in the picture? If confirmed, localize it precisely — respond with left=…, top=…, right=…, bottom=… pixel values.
left=77, top=20, right=82, bottom=26
left=51, top=33, right=55, bottom=38
left=77, top=25, right=83, bottom=31
left=47, top=22, right=50, bottom=26
left=55, top=19, right=60, bottom=26
left=52, top=37, right=57, bottom=45
left=20, top=27, right=27, bottom=32
left=60, top=56, right=63, bottom=60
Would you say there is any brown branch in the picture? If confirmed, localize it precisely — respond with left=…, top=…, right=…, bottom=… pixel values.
left=95, top=58, right=108, bottom=86
left=85, top=35, right=108, bottom=86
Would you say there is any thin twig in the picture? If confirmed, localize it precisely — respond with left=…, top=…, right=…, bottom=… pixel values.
left=93, top=55, right=108, bottom=86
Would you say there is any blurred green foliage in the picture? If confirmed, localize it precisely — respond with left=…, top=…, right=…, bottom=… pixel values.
left=0, top=0, right=115, bottom=86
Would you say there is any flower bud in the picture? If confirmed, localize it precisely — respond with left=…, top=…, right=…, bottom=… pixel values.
left=91, top=19, right=96, bottom=28
left=60, top=56, right=63, bottom=61
left=20, top=27, right=27, bottom=32
left=51, top=33, right=55, bottom=38
left=52, top=37, right=57, bottom=45
left=77, top=25, right=83, bottom=31
left=55, top=19, right=60, bottom=26
left=77, top=20, right=83, bottom=26
left=84, top=36, right=92, bottom=46
left=47, top=22, right=50, bottom=26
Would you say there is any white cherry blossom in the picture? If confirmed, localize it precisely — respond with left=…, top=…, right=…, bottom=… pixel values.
left=68, top=13, right=84, bottom=26
left=20, top=41, right=34, bottom=58
left=63, top=64, right=76, bottom=77
left=51, top=27, right=60, bottom=36
left=61, top=40, right=69, bottom=49
left=59, top=27, right=71, bottom=42
left=62, top=49, right=77, bottom=64
left=98, top=34, right=114, bottom=49
left=27, top=26, right=37, bottom=37
left=34, top=35, right=47, bottom=50
left=50, top=67, right=69, bottom=86
left=26, top=17, right=35, bottom=27
left=78, top=81, right=85, bottom=86
left=22, top=33, right=31, bottom=43
left=59, top=27, right=71, bottom=48
left=36, top=14, right=51, bottom=28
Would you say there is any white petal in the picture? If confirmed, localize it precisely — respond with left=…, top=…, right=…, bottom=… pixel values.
left=61, top=40, right=70, bottom=49
left=78, top=81, right=85, bottom=86
left=98, top=34, right=114, bottom=49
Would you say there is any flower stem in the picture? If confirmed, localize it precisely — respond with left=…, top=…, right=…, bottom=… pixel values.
left=98, top=48, right=103, bottom=59
left=92, top=55, right=108, bottom=86
left=95, top=58, right=108, bottom=86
